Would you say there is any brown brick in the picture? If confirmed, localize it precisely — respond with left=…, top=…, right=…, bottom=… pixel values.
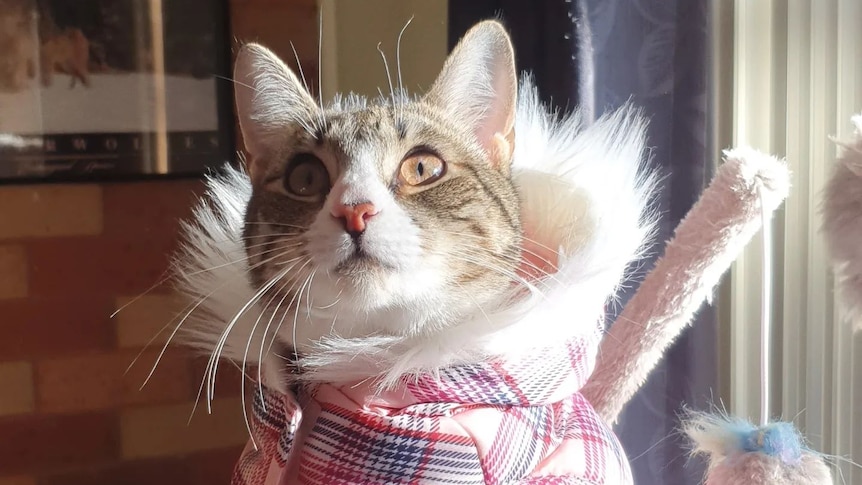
left=0, top=476, right=36, bottom=485
left=120, top=398, right=249, bottom=459
left=101, top=180, right=203, bottom=239
left=0, top=362, right=33, bottom=417
left=0, top=245, right=27, bottom=300
left=230, top=1, right=319, bottom=87
left=37, top=349, right=193, bottom=414
left=35, top=446, right=243, bottom=485
left=0, top=297, right=113, bottom=361
left=27, top=237, right=176, bottom=297
left=0, top=412, right=117, bottom=475
left=0, top=185, right=102, bottom=240
left=187, top=446, right=244, bottom=485
left=35, top=456, right=189, bottom=485
left=114, top=294, right=187, bottom=348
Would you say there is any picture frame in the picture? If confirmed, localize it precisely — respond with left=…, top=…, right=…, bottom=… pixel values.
left=0, top=0, right=236, bottom=184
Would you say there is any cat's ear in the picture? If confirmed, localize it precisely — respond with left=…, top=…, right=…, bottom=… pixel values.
left=424, top=20, right=517, bottom=171
left=233, top=43, right=319, bottom=179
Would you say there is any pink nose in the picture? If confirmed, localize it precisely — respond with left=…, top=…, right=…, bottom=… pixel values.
left=331, top=202, right=378, bottom=234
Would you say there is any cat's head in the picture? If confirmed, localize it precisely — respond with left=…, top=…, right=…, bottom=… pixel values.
left=233, top=21, right=523, bottom=347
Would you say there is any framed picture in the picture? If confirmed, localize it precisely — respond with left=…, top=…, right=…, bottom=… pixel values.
left=0, top=0, right=235, bottom=183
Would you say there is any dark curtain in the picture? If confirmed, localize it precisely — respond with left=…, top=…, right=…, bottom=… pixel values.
left=447, top=0, right=594, bottom=119
left=586, top=1, right=716, bottom=483
left=449, top=1, right=716, bottom=484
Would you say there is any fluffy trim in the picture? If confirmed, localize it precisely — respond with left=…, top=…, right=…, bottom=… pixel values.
left=170, top=164, right=253, bottom=356
left=171, top=77, right=659, bottom=388
left=822, top=114, right=862, bottom=331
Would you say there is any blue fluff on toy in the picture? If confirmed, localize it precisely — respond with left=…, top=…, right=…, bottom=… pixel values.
left=684, top=411, right=833, bottom=484
left=741, top=421, right=804, bottom=465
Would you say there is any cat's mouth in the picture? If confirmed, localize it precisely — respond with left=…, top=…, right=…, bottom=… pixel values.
left=334, top=247, right=396, bottom=276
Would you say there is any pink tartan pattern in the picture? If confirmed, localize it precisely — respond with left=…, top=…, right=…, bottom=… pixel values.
left=231, top=338, right=632, bottom=485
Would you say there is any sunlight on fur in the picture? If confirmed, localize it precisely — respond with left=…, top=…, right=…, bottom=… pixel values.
left=172, top=77, right=658, bottom=394
left=149, top=19, right=663, bottom=485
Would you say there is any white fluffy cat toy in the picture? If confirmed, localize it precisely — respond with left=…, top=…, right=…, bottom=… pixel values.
left=164, top=20, right=835, bottom=485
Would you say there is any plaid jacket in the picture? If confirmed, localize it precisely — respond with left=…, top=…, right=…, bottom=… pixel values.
left=231, top=337, right=632, bottom=485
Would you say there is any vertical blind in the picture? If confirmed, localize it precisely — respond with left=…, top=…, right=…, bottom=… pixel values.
left=724, top=0, right=862, bottom=481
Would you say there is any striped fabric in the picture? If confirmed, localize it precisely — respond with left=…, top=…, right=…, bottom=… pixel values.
left=231, top=337, right=632, bottom=485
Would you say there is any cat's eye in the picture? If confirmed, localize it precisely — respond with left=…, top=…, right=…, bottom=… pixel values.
left=284, top=153, right=330, bottom=198
left=398, top=152, right=447, bottom=187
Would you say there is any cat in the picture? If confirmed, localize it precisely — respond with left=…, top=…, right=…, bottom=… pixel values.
left=233, top=20, right=523, bottom=381
left=173, top=19, right=658, bottom=484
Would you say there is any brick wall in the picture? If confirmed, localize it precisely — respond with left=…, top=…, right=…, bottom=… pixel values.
left=0, top=1, right=317, bottom=484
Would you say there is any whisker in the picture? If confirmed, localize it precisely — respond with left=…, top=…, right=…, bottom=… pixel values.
left=304, top=269, right=317, bottom=319
left=291, top=271, right=316, bottom=363
left=432, top=231, right=564, bottom=286
left=316, top=3, right=325, bottom=127
left=131, top=243, right=295, bottom=397
left=438, top=250, right=548, bottom=298
left=440, top=250, right=524, bottom=284
left=241, top=238, right=304, bottom=253
left=433, top=227, right=561, bottom=260
left=454, top=280, right=492, bottom=326
left=457, top=245, right=563, bottom=287
left=275, top=255, right=306, bottom=266
left=178, top=240, right=303, bottom=280
left=466, top=245, right=557, bottom=276
left=243, top=221, right=310, bottom=230
left=156, top=244, right=301, bottom=314
left=289, top=41, right=312, bottom=98
left=234, top=234, right=304, bottom=246
left=255, top=268, right=302, bottom=405
left=126, top=223, right=300, bottom=319
left=442, top=242, right=556, bottom=285
left=215, top=74, right=261, bottom=94
left=259, top=258, right=315, bottom=377
left=376, top=42, right=397, bottom=125
left=248, top=257, right=311, bottom=402
left=240, top=268, right=297, bottom=441
left=317, top=287, right=343, bottom=309
left=133, top=245, right=294, bottom=390
left=329, top=308, right=341, bottom=334
left=288, top=41, right=318, bottom=137
left=296, top=118, right=317, bottom=139
left=188, top=363, right=208, bottom=424
left=206, top=266, right=291, bottom=412
left=123, top=301, right=184, bottom=378
left=395, top=15, right=414, bottom=124
left=111, top=266, right=174, bottom=318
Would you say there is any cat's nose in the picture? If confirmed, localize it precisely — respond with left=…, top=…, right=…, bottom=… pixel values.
left=331, top=202, right=378, bottom=235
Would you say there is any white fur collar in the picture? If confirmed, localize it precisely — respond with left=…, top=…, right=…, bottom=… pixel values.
left=172, top=78, right=658, bottom=392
